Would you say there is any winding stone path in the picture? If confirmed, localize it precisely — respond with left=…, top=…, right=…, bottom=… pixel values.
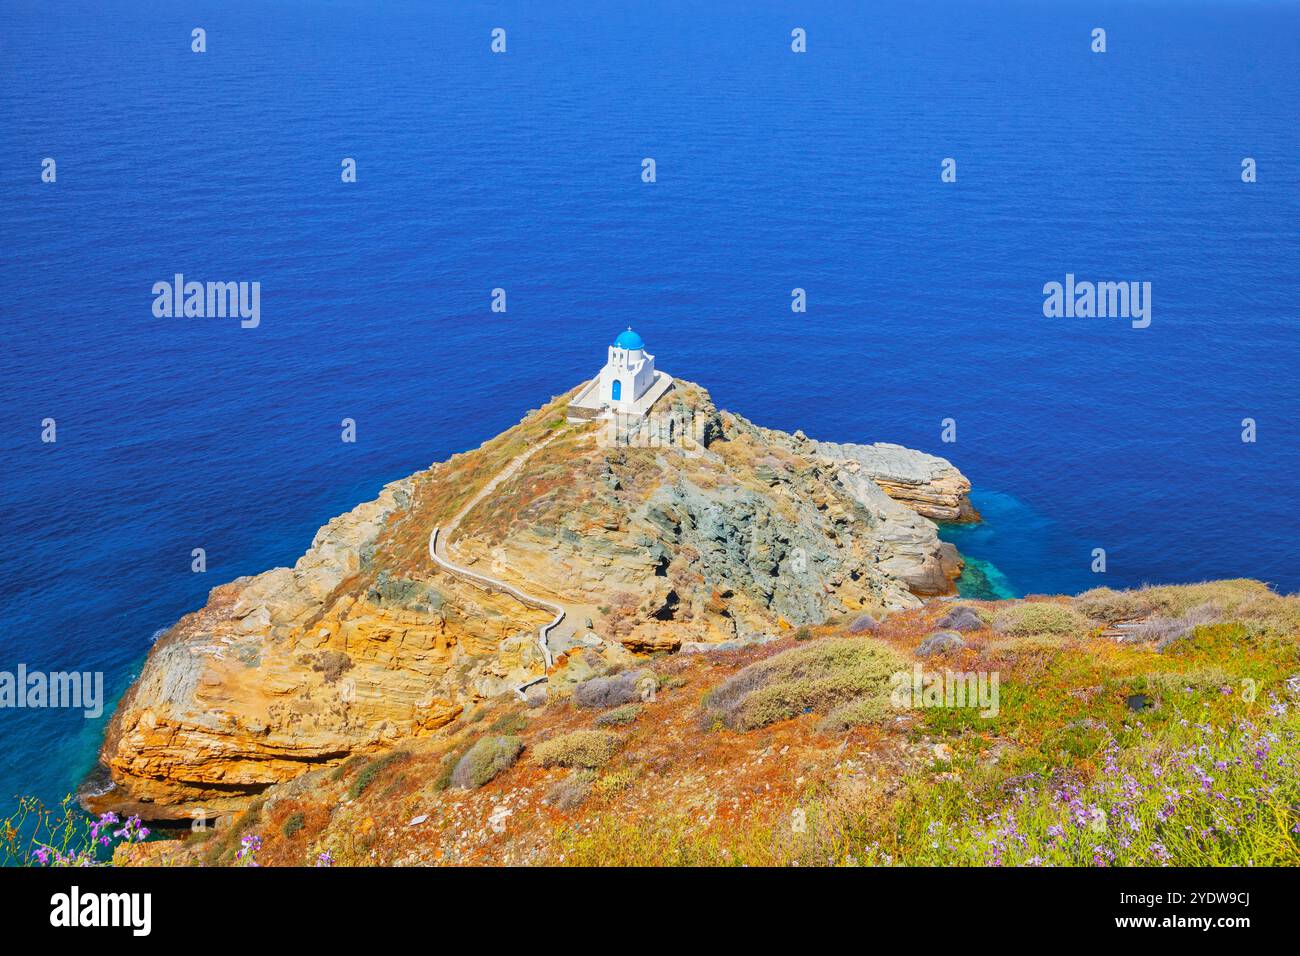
left=427, top=432, right=575, bottom=698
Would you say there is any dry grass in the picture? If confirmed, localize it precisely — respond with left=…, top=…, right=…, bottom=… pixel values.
left=533, top=730, right=622, bottom=769
left=543, top=771, right=595, bottom=811
left=701, top=636, right=906, bottom=731
left=574, top=670, right=653, bottom=709
left=817, top=695, right=892, bottom=732
left=1077, top=579, right=1292, bottom=621
left=1123, top=603, right=1221, bottom=649
left=1074, top=580, right=1300, bottom=646
left=992, top=602, right=1089, bottom=637
left=450, top=736, right=523, bottom=789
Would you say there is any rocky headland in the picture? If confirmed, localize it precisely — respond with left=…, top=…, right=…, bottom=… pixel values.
left=88, top=381, right=974, bottom=822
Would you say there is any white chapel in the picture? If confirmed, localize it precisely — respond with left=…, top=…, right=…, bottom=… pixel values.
left=568, top=328, right=674, bottom=421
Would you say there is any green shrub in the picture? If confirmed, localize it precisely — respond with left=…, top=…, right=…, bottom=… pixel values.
left=993, top=603, right=1088, bottom=637
left=489, top=710, right=528, bottom=735
left=534, top=730, right=622, bottom=769
left=594, top=767, right=637, bottom=795
left=450, top=735, right=524, bottom=789
left=594, top=704, right=641, bottom=727
left=701, top=637, right=906, bottom=732
left=347, top=750, right=408, bottom=801
left=329, top=754, right=367, bottom=783
left=281, top=811, right=305, bottom=838
left=817, top=695, right=890, bottom=732
left=433, top=744, right=471, bottom=792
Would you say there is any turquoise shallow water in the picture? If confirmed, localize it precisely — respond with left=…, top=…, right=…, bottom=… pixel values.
left=0, top=0, right=1296, bottom=819
left=940, top=490, right=1086, bottom=600
left=950, top=556, right=1021, bottom=601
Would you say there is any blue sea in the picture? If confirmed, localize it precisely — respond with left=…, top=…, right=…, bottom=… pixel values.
left=1, top=0, right=1296, bottom=816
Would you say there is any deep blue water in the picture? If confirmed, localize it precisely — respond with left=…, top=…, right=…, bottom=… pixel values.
left=1, top=0, right=1296, bottom=814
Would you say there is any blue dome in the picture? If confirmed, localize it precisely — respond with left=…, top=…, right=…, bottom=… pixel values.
left=614, top=329, right=644, bottom=350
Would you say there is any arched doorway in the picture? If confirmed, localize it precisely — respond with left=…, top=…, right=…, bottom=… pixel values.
left=611, top=380, right=622, bottom=401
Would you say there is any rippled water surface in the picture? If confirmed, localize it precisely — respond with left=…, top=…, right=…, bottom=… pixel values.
left=1, top=0, right=1296, bottom=810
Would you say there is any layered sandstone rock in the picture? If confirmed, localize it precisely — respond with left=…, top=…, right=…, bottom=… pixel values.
left=811, top=440, right=978, bottom=522
left=89, top=381, right=976, bottom=821
left=88, top=479, right=550, bottom=821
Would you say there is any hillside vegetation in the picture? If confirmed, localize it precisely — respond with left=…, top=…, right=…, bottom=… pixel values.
left=103, top=579, right=1299, bottom=867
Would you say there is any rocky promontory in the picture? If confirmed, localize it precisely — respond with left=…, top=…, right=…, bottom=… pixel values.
left=89, top=381, right=974, bottom=821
